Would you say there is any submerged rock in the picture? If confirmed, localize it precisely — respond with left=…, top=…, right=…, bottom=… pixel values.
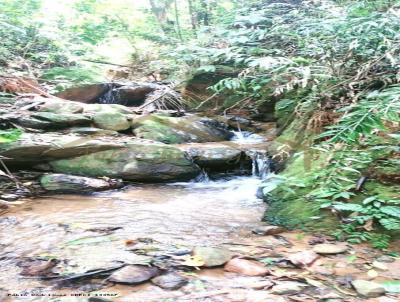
left=351, top=280, right=386, bottom=297
left=40, top=174, right=121, bottom=193
left=47, top=142, right=200, bottom=182
left=192, top=246, right=232, bottom=267
left=224, top=258, right=269, bottom=276
left=151, top=272, right=188, bottom=290
left=313, top=244, right=348, bottom=255
left=109, top=265, right=159, bottom=285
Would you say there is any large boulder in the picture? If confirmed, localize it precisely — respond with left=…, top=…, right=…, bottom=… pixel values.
left=56, top=83, right=111, bottom=103
left=30, top=112, right=91, bottom=128
left=131, top=115, right=233, bottom=144
left=0, top=133, right=124, bottom=164
left=40, top=174, right=122, bottom=193
left=47, top=141, right=200, bottom=182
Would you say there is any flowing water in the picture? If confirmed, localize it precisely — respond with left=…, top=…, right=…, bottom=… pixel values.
left=0, top=133, right=280, bottom=301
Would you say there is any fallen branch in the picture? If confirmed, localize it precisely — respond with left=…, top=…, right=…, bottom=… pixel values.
left=83, top=59, right=132, bottom=68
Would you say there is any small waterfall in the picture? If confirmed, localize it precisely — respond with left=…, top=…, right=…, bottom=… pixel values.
left=195, top=169, right=210, bottom=183
left=247, top=151, right=271, bottom=179
left=98, top=84, right=122, bottom=104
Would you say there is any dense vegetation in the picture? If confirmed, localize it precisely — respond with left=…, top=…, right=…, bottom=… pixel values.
left=1, top=0, right=400, bottom=248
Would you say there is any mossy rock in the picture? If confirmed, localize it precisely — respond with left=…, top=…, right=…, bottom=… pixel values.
left=93, top=112, right=131, bottom=131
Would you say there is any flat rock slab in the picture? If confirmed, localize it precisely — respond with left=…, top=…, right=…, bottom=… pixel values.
left=351, top=280, right=386, bottom=297
left=109, top=265, right=159, bottom=285
left=288, top=250, right=319, bottom=267
left=40, top=174, right=121, bottom=193
left=313, top=244, right=348, bottom=255
left=151, top=272, right=188, bottom=290
left=224, top=258, right=269, bottom=276
left=192, top=246, right=232, bottom=267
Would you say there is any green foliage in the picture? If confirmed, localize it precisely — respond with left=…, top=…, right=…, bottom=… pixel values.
left=0, top=129, right=22, bottom=143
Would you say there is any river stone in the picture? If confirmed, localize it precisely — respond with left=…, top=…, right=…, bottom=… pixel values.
left=40, top=174, right=121, bottom=193
left=31, top=112, right=91, bottom=127
left=177, top=143, right=244, bottom=169
left=93, top=112, right=130, bottom=131
left=288, top=250, right=320, bottom=267
left=271, top=281, right=309, bottom=295
left=0, top=133, right=123, bottom=164
left=351, top=280, right=386, bottom=297
left=151, top=272, right=188, bottom=290
left=132, top=115, right=233, bottom=144
left=67, top=127, right=119, bottom=136
left=224, top=258, right=269, bottom=276
left=192, top=246, right=233, bottom=267
left=48, top=142, right=200, bottom=182
left=313, top=244, right=348, bottom=255
left=109, top=265, right=159, bottom=285
left=252, top=225, right=285, bottom=235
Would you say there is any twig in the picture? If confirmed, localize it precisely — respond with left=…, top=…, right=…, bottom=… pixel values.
left=83, top=59, right=132, bottom=68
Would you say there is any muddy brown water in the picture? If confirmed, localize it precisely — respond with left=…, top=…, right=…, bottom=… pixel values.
left=0, top=175, right=285, bottom=301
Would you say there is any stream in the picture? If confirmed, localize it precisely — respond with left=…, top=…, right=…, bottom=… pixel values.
left=0, top=133, right=280, bottom=302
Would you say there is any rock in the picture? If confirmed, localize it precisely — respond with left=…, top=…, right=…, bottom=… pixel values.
left=109, top=265, right=159, bottom=285
left=56, top=83, right=110, bottom=103
left=10, top=115, right=54, bottom=129
left=151, top=272, right=188, bottom=290
left=0, top=133, right=122, bottom=164
left=313, top=244, right=348, bottom=255
left=0, top=194, right=19, bottom=201
left=39, top=99, right=84, bottom=114
left=93, top=112, right=131, bottom=131
left=48, top=142, right=200, bottom=182
left=31, top=112, right=91, bottom=128
left=83, top=103, right=133, bottom=115
left=372, top=261, right=389, bottom=271
left=40, top=174, right=121, bottom=193
left=224, top=258, right=269, bottom=276
left=67, top=127, right=119, bottom=136
left=192, top=246, right=232, bottom=267
left=248, top=280, right=274, bottom=290
left=241, top=292, right=288, bottom=302
left=351, top=280, right=386, bottom=297
left=271, top=281, right=309, bottom=295
left=132, top=115, right=233, bottom=144
left=317, top=292, right=344, bottom=302
left=116, top=84, right=158, bottom=106
left=288, top=250, right=319, bottom=267
left=0, top=200, right=9, bottom=210
left=177, top=143, right=244, bottom=169
left=376, top=255, right=396, bottom=263
left=252, top=225, right=285, bottom=235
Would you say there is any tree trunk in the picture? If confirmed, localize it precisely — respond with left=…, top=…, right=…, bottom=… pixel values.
left=149, top=0, right=173, bottom=34
left=187, top=0, right=197, bottom=36
left=174, top=0, right=183, bottom=41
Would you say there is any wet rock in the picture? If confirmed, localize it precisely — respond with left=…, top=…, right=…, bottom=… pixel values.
left=252, top=225, right=285, bottom=235
left=31, top=112, right=91, bottom=128
left=351, top=280, right=386, bottom=297
left=177, top=143, right=244, bottom=169
left=0, top=133, right=122, bottom=164
left=132, top=115, right=233, bottom=144
left=48, top=142, right=200, bottom=182
left=271, top=281, right=309, bottom=295
left=0, top=193, right=19, bottom=201
left=313, top=244, right=348, bottom=255
left=224, top=258, right=269, bottom=276
left=56, top=83, right=110, bottom=103
left=151, top=272, right=188, bottom=290
left=93, top=112, right=131, bottom=131
left=109, top=265, right=159, bottom=285
left=288, top=250, right=319, bottom=267
left=40, top=174, right=121, bottom=193
left=68, top=127, right=119, bottom=136
left=192, top=246, right=232, bottom=267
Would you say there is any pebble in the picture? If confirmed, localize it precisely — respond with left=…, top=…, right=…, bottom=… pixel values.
left=313, top=244, right=348, bottom=255
left=151, top=272, right=188, bottom=290
left=271, top=281, right=309, bottom=295
left=192, top=246, right=232, bottom=267
left=224, top=258, right=269, bottom=276
left=288, top=250, right=319, bottom=267
left=252, top=225, right=285, bottom=235
left=109, top=265, right=159, bottom=285
left=351, top=280, right=386, bottom=297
